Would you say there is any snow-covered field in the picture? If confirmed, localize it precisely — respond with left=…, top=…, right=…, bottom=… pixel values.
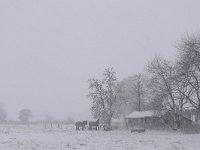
left=0, top=124, right=199, bottom=150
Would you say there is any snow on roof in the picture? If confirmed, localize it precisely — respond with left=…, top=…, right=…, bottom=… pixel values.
left=126, top=111, right=155, bottom=118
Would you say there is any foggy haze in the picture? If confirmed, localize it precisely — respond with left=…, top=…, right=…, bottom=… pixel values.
left=0, top=0, right=200, bottom=121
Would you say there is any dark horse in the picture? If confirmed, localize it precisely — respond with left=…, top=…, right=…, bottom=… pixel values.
left=89, top=119, right=99, bottom=130
left=75, top=121, right=87, bottom=130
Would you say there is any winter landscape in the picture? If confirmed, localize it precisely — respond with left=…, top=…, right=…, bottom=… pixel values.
left=0, top=124, right=199, bottom=150
left=1, top=0, right=200, bottom=150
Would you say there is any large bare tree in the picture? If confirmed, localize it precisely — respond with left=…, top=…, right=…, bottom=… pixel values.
left=177, top=34, right=200, bottom=111
left=147, top=56, right=188, bottom=128
left=88, top=68, right=117, bottom=130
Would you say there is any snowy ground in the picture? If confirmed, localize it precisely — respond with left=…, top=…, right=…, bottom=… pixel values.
left=0, top=124, right=199, bottom=150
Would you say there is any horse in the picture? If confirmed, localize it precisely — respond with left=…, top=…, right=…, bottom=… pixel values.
left=75, top=121, right=87, bottom=130
left=89, top=119, right=99, bottom=130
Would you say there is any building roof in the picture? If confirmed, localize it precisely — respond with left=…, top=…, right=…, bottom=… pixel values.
left=126, top=111, right=155, bottom=118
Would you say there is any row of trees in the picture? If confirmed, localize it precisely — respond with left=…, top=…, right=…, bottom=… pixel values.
left=0, top=106, right=33, bottom=123
left=0, top=106, right=75, bottom=124
left=88, top=33, right=200, bottom=129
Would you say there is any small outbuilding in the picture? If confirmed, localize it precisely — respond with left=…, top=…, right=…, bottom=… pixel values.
left=125, top=111, right=161, bottom=129
left=183, top=109, right=200, bottom=124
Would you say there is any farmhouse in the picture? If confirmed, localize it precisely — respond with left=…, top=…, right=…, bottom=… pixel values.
left=125, top=111, right=161, bottom=129
left=183, top=109, right=200, bottom=123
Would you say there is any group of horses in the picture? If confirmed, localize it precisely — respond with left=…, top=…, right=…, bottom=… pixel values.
left=75, top=119, right=99, bottom=131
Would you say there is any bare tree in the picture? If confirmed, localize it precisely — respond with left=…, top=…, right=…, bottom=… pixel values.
left=114, top=81, right=130, bottom=118
left=18, top=109, right=33, bottom=123
left=0, top=104, right=7, bottom=122
left=177, top=34, right=200, bottom=111
left=115, top=73, right=150, bottom=118
left=89, top=79, right=106, bottom=119
left=88, top=68, right=117, bottom=130
left=147, top=56, right=188, bottom=128
left=131, top=74, right=150, bottom=111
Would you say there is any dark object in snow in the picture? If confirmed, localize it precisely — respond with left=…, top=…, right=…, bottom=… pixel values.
left=131, top=128, right=145, bottom=133
left=75, top=121, right=87, bottom=130
left=89, top=119, right=99, bottom=130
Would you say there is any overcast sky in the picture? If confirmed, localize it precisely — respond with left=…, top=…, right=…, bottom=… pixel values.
left=0, top=0, right=200, bottom=120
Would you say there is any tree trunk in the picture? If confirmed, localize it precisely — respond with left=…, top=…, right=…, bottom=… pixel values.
left=106, top=116, right=112, bottom=130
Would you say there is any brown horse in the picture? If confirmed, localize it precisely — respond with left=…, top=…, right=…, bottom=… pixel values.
left=89, top=119, right=99, bottom=130
left=75, top=121, right=87, bottom=130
